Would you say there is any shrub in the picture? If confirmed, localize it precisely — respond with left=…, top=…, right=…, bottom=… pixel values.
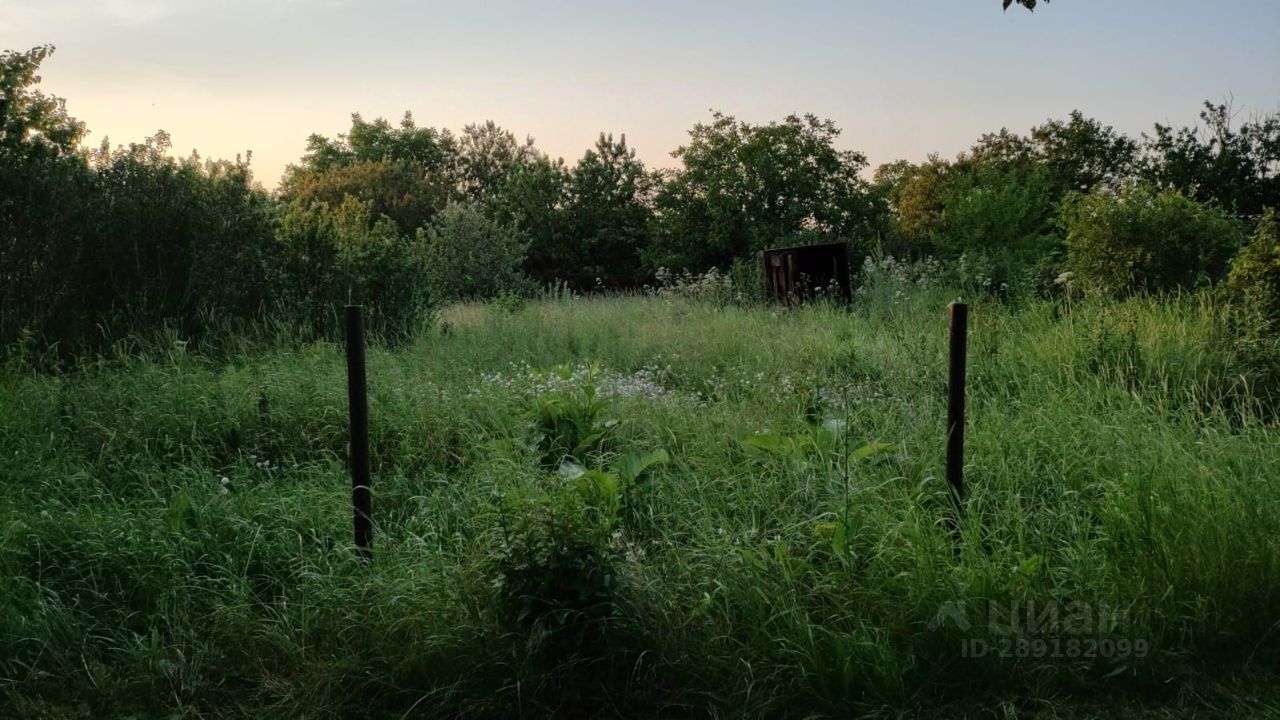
left=1061, top=184, right=1244, bottom=296
left=495, top=446, right=666, bottom=668
left=933, top=164, right=1060, bottom=269
left=496, top=485, right=622, bottom=660
left=419, top=203, right=531, bottom=302
left=1227, top=210, right=1280, bottom=399
left=1229, top=210, right=1280, bottom=324
left=271, top=197, right=432, bottom=343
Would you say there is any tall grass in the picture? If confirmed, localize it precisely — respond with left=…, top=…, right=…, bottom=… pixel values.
left=2, top=288, right=1278, bottom=718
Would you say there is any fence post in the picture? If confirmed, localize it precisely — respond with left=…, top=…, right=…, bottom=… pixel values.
left=345, top=305, right=373, bottom=563
left=946, top=302, right=968, bottom=513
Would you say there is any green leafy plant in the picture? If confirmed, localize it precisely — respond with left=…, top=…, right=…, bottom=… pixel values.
left=1060, top=184, right=1244, bottom=296
left=495, top=448, right=668, bottom=672
left=419, top=202, right=531, bottom=302
left=1227, top=210, right=1280, bottom=402
left=489, top=291, right=527, bottom=314
left=558, top=448, right=670, bottom=529
left=532, top=365, right=618, bottom=468
left=743, top=420, right=893, bottom=471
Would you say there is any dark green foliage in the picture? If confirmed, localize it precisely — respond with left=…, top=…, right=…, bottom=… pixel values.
left=1230, top=210, right=1280, bottom=322
left=532, top=368, right=616, bottom=468
left=280, top=112, right=456, bottom=236
left=1061, top=184, right=1245, bottom=296
left=932, top=163, right=1060, bottom=275
left=1141, top=102, right=1280, bottom=220
left=2, top=48, right=274, bottom=355
left=270, top=197, right=432, bottom=343
left=486, top=155, right=573, bottom=286
left=650, top=111, right=880, bottom=272
left=496, top=486, right=622, bottom=657
left=419, top=203, right=530, bottom=302
left=1228, top=210, right=1280, bottom=398
left=455, top=120, right=541, bottom=202
left=562, top=133, right=655, bottom=289
left=880, top=114, right=1136, bottom=267
left=1031, top=111, right=1138, bottom=196
left=0, top=46, right=85, bottom=158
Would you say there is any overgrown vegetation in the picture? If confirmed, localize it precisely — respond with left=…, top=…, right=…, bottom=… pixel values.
left=3, top=37, right=1280, bottom=718
left=4, top=46, right=1277, bottom=359
left=4, top=286, right=1279, bottom=718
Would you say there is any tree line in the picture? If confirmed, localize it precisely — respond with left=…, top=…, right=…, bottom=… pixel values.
left=2, top=45, right=1278, bottom=357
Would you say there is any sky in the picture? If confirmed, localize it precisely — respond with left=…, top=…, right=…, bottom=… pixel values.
left=3, top=0, right=1278, bottom=190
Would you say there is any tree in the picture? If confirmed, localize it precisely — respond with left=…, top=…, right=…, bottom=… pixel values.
left=455, top=120, right=540, bottom=201
left=1140, top=101, right=1280, bottom=219
left=1061, top=184, right=1244, bottom=296
left=291, top=111, right=454, bottom=174
left=0, top=46, right=96, bottom=348
left=1004, top=0, right=1047, bottom=10
left=280, top=112, right=457, bottom=235
left=272, top=196, right=431, bottom=342
left=562, top=133, right=655, bottom=289
left=651, top=111, right=878, bottom=272
left=485, top=155, right=572, bottom=287
left=419, top=203, right=530, bottom=302
left=880, top=156, right=950, bottom=255
left=1229, top=210, right=1280, bottom=326
left=1031, top=111, right=1138, bottom=195
left=82, top=133, right=276, bottom=341
left=0, top=45, right=85, bottom=159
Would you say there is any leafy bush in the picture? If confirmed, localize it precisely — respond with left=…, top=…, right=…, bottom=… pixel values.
left=1227, top=210, right=1280, bottom=399
left=1229, top=210, right=1280, bottom=325
left=419, top=203, right=531, bottom=302
left=494, top=446, right=667, bottom=709
left=932, top=164, right=1060, bottom=270
left=271, top=197, right=432, bottom=343
left=532, top=365, right=618, bottom=468
left=496, top=451, right=667, bottom=634
left=1061, top=184, right=1244, bottom=296
left=496, top=484, right=622, bottom=660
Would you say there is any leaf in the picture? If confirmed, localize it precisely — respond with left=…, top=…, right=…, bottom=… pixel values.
left=742, top=432, right=793, bottom=457
left=573, top=469, right=619, bottom=506
left=831, top=522, right=851, bottom=563
left=1016, top=554, right=1044, bottom=575
left=852, top=442, right=895, bottom=460
left=573, top=431, right=605, bottom=456
left=616, top=448, right=669, bottom=484
left=164, top=492, right=194, bottom=534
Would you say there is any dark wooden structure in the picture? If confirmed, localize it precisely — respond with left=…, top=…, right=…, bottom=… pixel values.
left=759, top=242, right=852, bottom=304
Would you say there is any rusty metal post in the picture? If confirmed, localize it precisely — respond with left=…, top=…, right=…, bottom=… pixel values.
left=946, top=302, right=968, bottom=510
left=345, top=305, right=373, bottom=562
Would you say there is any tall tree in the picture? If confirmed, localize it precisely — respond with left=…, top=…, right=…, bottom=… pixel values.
left=1141, top=101, right=1280, bottom=219
left=280, top=112, right=456, bottom=235
left=455, top=120, right=539, bottom=201
left=1, top=46, right=96, bottom=347
left=485, top=155, right=571, bottom=286
left=1030, top=111, right=1138, bottom=194
left=563, top=133, right=654, bottom=288
left=652, top=112, right=878, bottom=272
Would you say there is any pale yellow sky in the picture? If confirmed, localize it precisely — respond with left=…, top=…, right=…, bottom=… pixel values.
left=6, top=0, right=1278, bottom=191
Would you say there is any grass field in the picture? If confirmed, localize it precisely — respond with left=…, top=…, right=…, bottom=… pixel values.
left=3, top=287, right=1279, bottom=718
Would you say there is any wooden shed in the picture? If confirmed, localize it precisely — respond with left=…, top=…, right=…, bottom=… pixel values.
left=759, top=242, right=852, bottom=304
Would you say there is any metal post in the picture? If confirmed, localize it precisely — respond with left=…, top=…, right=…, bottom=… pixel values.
left=345, top=305, right=373, bottom=562
left=946, top=302, right=968, bottom=510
